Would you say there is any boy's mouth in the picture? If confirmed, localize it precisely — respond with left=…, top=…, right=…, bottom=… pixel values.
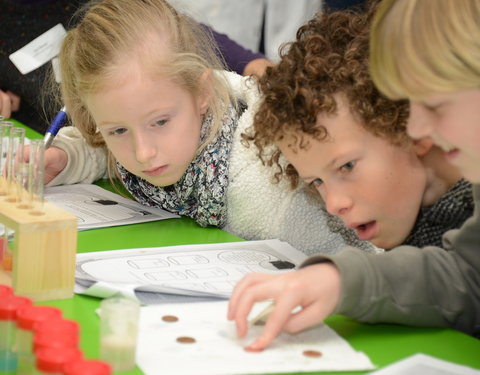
left=353, top=221, right=377, bottom=241
left=443, top=148, right=460, bottom=163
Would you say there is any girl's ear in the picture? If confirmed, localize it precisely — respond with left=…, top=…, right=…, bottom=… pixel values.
left=197, top=69, right=213, bottom=115
left=413, top=137, right=434, bottom=156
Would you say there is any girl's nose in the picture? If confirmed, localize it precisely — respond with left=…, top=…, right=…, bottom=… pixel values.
left=407, top=103, right=435, bottom=140
left=134, top=133, right=157, bottom=163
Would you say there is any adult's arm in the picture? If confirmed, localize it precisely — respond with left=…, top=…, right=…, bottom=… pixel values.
left=203, top=25, right=272, bottom=76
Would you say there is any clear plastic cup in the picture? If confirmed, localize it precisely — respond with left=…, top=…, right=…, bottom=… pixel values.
left=99, top=297, right=140, bottom=372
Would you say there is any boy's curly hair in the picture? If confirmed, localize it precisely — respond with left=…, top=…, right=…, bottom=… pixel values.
left=249, top=9, right=410, bottom=189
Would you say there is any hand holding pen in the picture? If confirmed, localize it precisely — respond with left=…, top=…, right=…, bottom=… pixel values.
left=44, top=106, right=67, bottom=148
left=20, top=106, right=69, bottom=184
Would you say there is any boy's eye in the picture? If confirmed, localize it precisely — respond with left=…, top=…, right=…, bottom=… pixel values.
left=422, top=101, right=442, bottom=111
left=340, top=161, right=356, bottom=171
left=310, top=178, right=323, bottom=187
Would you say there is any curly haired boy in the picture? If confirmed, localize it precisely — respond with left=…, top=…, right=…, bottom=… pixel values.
left=248, top=9, right=472, bottom=250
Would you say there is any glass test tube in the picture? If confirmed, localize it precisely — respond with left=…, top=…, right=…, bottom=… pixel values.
left=0, top=123, right=14, bottom=269
left=2, top=127, right=25, bottom=271
left=0, top=121, right=13, bottom=195
left=6, top=127, right=25, bottom=200
left=1, top=225, right=11, bottom=271
left=15, top=162, right=29, bottom=208
left=27, top=139, right=45, bottom=212
left=1, top=127, right=25, bottom=270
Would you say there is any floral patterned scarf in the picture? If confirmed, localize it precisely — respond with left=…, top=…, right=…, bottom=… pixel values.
left=118, top=106, right=239, bottom=227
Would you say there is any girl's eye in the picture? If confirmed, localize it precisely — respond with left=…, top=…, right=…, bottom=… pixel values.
left=154, top=119, right=168, bottom=127
left=310, top=178, right=323, bottom=187
left=340, top=160, right=356, bottom=171
left=109, top=127, right=127, bottom=136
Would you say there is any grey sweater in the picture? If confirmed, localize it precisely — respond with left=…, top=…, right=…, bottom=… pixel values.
left=303, top=184, right=480, bottom=337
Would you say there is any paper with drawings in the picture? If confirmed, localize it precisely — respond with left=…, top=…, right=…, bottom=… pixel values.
left=44, top=184, right=179, bottom=230
left=75, top=239, right=307, bottom=304
left=136, top=300, right=376, bottom=375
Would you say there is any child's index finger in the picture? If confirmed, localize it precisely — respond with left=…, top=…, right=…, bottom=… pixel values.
left=249, top=293, right=303, bottom=350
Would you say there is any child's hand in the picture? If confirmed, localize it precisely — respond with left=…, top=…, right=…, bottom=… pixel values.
left=23, top=145, right=68, bottom=184
left=227, top=262, right=341, bottom=350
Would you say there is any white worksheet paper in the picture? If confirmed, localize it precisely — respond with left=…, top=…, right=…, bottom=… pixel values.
left=368, top=353, right=480, bottom=375
left=75, top=240, right=307, bottom=303
left=136, top=300, right=375, bottom=375
left=44, top=184, right=179, bottom=230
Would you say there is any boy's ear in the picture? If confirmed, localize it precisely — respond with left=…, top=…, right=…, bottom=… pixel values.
left=413, top=137, right=434, bottom=156
left=197, top=69, right=213, bottom=115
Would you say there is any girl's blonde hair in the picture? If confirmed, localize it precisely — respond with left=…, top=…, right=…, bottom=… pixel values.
left=370, top=0, right=480, bottom=101
left=57, top=0, right=233, bottom=180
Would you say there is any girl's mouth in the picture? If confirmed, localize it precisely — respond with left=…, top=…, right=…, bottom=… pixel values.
left=143, top=165, right=168, bottom=177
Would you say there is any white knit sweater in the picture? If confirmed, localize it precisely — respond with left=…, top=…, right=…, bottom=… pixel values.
left=49, top=71, right=376, bottom=255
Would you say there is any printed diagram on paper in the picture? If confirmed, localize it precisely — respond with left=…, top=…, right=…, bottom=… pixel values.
left=75, top=240, right=307, bottom=302
left=45, top=184, right=179, bottom=230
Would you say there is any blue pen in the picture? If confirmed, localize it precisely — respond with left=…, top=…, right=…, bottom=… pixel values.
left=44, top=106, right=67, bottom=149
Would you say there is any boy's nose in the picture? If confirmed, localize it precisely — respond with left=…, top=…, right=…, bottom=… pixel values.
left=407, top=103, right=435, bottom=140
left=323, top=188, right=353, bottom=218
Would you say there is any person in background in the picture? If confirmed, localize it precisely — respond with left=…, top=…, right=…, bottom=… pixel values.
left=228, top=0, right=480, bottom=350
left=324, top=0, right=367, bottom=11
left=0, top=0, right=84, bottom=127
left=34, top=0, right=375, bottom=255
left=0, top=0, right=271, bottom=132
left=168, top=0, right=323, bottom=62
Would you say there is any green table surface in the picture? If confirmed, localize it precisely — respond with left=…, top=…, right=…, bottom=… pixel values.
left=41, top=184, right=480, bottom=375
left=9, top=119, right=480, bottom=374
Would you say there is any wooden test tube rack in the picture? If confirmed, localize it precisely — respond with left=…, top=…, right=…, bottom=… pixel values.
left=0, top=181, right=78, bottom=301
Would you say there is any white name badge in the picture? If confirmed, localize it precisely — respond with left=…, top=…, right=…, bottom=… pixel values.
left=9, top=24, right=67, bottom=75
